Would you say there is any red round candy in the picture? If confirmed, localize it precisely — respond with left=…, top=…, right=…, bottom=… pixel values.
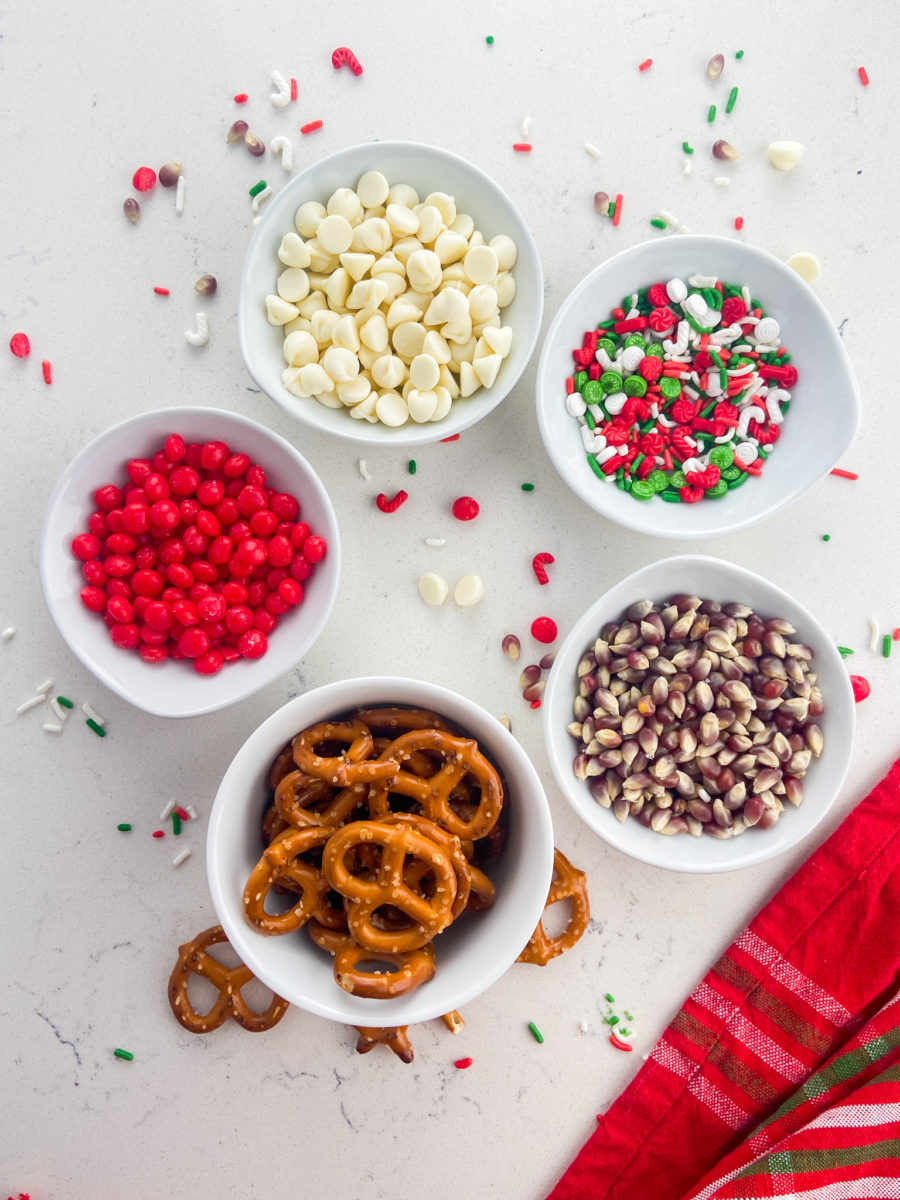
left=82, top=560, right=108, bottom=586
left=238, top=629, right=268, bottom=658
left=200, top=441, right=229, bottom=471
left=196, top=509, right=221, bottom=537
left=149, top=500, right=179, bottom=530
left=166, top=563, right=194, bottom=589
left=121, top=503, right=151, bottom=535
left=245, top=464, right=266, bottom=489
left=106, top=595, right=134, bottom=623
left=80, top=585, right=107, bottom=612
left=94, top=484, right=124, bottom=511
left=191, top=560, right=219, bottom=584
left=178, top=628, right=210, bottom=658
left=143, top=601, right=173, bottom=631
left=139, top=644, right=169, bottom=663
left=225, top=605, right=254, bottom=635
left=236, top=485, right=267, bottom=516
left=451, top=496, right=480, bottom=521
left=208, top=535, right=233, bottom=565
left=132, top=569, right=164, bottom=597
left=639, top=355, right=664, bottom=382
left=193, top=649, right=224, bottom=675
left=9, top=331, right=31, bottom=358
left=106, top=532, right=137, bottom=554
left=182, top=526, right=209, bottom=555
left=72, top=532, right=101, bottom=561
left=647, top=283, right=670, bottom=308
left=249, top=509, right=278, bottom=538
left=278, top=578, right=303, bottom=606
left=173, top=600, right=200, bottom=627
left=198, top=594, right=227, bottom=622
left=196, top=479, right=225, bottom=507
left=220, top=581, right=247, bottom=606
left=266, top=534, right=293, bottom=568
left=302, top=535, right=326, bottom=563
left=531, top=616, right=558, bottom=644
left=169, top=465, right=200, bottom=496
left=850, top=675, right=870, bottom=703
left=104, top=553, right=134, bottom=578
left=253, top=609, right=276, bottom=634
left=289, top=556, right=311, bottom=582
left=269, top=492, right=299, bottom=521
left=132, top=166, right=157, bottom=191
left=648, top=306, right=676, bottom=333
left=223, top=452, right=250, bottom=478
left=163, top=434, right=186, bottom=462
left=110, top=622, right=141, bottom=649
left=127, top=458, right=153, bottom=485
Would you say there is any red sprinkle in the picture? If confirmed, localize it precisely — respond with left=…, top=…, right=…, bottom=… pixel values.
left=609, top=1033, right=633, bottom=1053
left=375, top=490, right=408, bottom=513
left=300, top=120, right=323, bottom=135
left=638, top=58, right=653, bottom=71
left=850, top=675, right=870, bottom=703
left=153, top=286, right=170, bottom=296
left=290, top=78, right=297, bottom=101
left=152, top=830, right=165, bottom=839
left=612, top=193, right=623, bottom=227
left=454, top=1057, right=473, bottom=1069
left=451, top=496, right=480, bottom=521
left=9, top=332, right=30, bottom=358
left=734, top=216, right=744, bottom=231
left=858, top=66, right=869, bottom=86
left=513, top=143, right=532, bottom=152
left=41, top=359, right=52, bottom=384
left=530, top=699, right=542, bottom=710
left=532, top=552, right=555, bottom=585
left=332, top=45, right=363, bottom=76
left=440, top=434, right=461, bottom=442
left=234, top=92, right=249, bottom=103
left=132, top=166, right=157, bottom=192
left=175, top=806, right=190, bottom=820
left=830, top=468, right=859, bottom=480
left=893, top=628, right=900, bottom=642
left=531, top=616, right=557, bottom=644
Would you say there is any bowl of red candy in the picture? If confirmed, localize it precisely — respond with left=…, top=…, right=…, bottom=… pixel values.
left=40, top=407, right=341, bottom=718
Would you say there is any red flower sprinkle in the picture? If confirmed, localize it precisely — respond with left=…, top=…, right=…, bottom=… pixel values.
left=332, top=45, right=363, bottom=76
left=531, top=616, right=557, bottom=644
left=451, top=496, right=480, bottom=521
left=300, top=120, right=323, bottom=135
left=375, top=490, right=408, bottom=513
left=454, top=1056, right=473, bottom=1069
left=132, top=166, right=157, bottom=192
left=850, top=675, right=870, bottom=703
left=9, top=332, right=30, bottom=358
left=532, top=552, right=555, bottom=585
left=234, top=92, right=249, bottom=103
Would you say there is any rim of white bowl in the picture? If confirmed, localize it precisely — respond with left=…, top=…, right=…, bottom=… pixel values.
left=536, top=235, right=862, bottom=539
left=542, top=553, right=855, bottom=872
left=207, top=676, right=556, bottom=1023
left=39, top=406, right=342, bottom=718
left=238, top=139, right=544, bottom=446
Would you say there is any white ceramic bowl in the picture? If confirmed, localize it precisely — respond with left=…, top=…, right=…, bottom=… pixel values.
left=40, top=407, right=341, bottom=719
left=238, top=140, right=543, bottom=447
left=536, top=235, right=860, bottom=539
left=207, top=677, right=555, bottom=1025
left=543, top=554, right=854, bottom=872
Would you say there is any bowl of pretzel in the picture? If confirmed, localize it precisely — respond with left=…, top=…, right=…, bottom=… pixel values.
left=207, top=676, right=556, bottom=1025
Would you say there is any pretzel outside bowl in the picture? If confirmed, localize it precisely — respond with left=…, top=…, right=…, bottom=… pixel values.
left=168, top=925, right=289, bottom=1033
left=517, top=848, right=590, bottom=966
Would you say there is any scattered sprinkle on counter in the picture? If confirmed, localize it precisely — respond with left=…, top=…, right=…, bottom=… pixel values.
left=454, top=1056, right=474, bottom=1068
left=528, top=1021, right=544, bottom=1044
left=113, top=1048, right=134, bottom=1061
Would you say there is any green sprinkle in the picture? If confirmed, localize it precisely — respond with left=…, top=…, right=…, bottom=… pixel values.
left=708, top=104, right=716, bottom=123
left=706, top=480, right=728, bottom=498
left=113, top=1048, right=134, bottom=1061
left=172, top=811, right=182, bottom=836
left=646, top=470, right=669, bottom=492
left=86, top=718, right=106, bottom=737
left=528, top=1021, right=544, bottom=1044
left=620, top=1029, right=631, bottom=1036
left=624, top=374, right=647, bottom=397
left=607, top=1014, right=620, bottom=1026
left=520, top=482, right=535, bottom=491
left=630, top=480, right=655, bottom=500
left=883, top=635, right=892, bottom=659
left=57, top=696, right=74, bottom=709
left=586, top=454, right=605, bottom=480
left=735, top=49, right=744, bottom=59
left=837, top=646, right=855, bottom=658
left=584, top=407, right=595, bottom=431
left=599, top=371, right=623, bottom=395
left=485, top=34, right=494, bottom=43
left=607, top=200, right=616, bottom=217
left=727, top=471, right=749, bottom=489
left=660, top=489, right=681, bottom=502
left=650, top=217, right=667, bottom=229
left=248, top=179, right=268, bottom=198
left=117, top=823, right=132, bottom=832
left=682, top=141, right=694, bottom=154
left=574, top=369, right=588, bottom=392
left=408, top=459, right=417, bottom=475
left=624, top=1012, right=633, bottom=1021
left=822, top=534, right=831, bottom=542
left=670, top=470, right=687, bottom=488
left=726, top=86, right=739, bottom=114
left=604, top=993, right=615, bottom=1003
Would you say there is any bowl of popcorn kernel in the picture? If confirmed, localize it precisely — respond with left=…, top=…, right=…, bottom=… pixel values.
left=207, top=675, right=555, bottom=1024
left=542, top=554, right=855, bottom=873
left=238, top=140, right=543, bottom=446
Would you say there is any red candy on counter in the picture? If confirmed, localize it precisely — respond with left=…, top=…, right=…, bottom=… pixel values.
left=71, top=436, right=326, bottom=674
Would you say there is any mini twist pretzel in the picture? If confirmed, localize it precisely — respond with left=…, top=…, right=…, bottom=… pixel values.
left=323, top=820, right=458, bottom=952
left=292, top=719, right=398, bottom=787
left=243, top=826, right=332, bottom=934
left=352, top=706, right=456, bottom=735
left=517, top=849, right=590, bottom=966
left=274, top=770, right=367, bottom=829
left=373, top=729, right=504, bottom=841
left=334, top=940, right=435, bottom=998
left=353, top=1025, right=415, bottom=1063
left=168, top=925, right=289, bottom=1033
left=381, top=812, right=471, bottom=920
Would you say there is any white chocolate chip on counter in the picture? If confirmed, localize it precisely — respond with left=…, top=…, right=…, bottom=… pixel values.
left=453, top=575, right=486, bottom=607
left=418, top=573, right=449, bottom=606
left=766, top=140, right=805, bottom=171
left=786, top=252, right=821, bottom=282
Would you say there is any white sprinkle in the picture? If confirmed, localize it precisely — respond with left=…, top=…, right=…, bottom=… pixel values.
left=50, top=697, right=68, bottom=721
left=270, top=68, right=291, bottom=107
left=424, top=537, right=446, bottom=547
left=185, top=804, right=200, bottom=821
left=172, top=847, right=192, bottom=868
left=185, top=313, right=209, bottom=347
left=42, top=722, right=63, bottom=734
left=35, top=679, right=54, bottom=695
left=714, top=176, right=730, bottom=188
left=521, top=115, right=532, bottom=138
left=251, top=185, right=273, bottom=213
left=868, top=617, right=879, bottom=652
left=658, top=210, right=679, bottom=227
left=16, top=694, right=46, bottom=715
left=584, top=142, right=601, bottom=158
left=579, top=1020, right=590, bottom=1034
left=683, top=158, right=692, bottom=175
left=175, top=174, right=185, bottom=214
left=270, top=135, right=293, bottom=172
left=357, top=458, right=371, bottom=480
left=1, top=627, right=14, bottom=641
left=160, top=798, right=176, bottom=821
left=82, top=701, right=106, bottom=727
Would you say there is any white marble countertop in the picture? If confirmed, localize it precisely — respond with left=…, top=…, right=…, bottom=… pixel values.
left=2, top=2, right=898, bottom=1197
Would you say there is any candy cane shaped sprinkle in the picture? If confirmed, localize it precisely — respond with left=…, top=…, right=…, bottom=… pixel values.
left=35, top=679, right=54, bottom=695
left=175, top=175, right=185, bottom=214
left=331, top=46, right=363, bottom=75
left=251, top=185, right=272, bottom=212
left=290, top=77, right=297, bottom=101
left=82, top=702, right=106, bottom=726
left=532, top=552, right=555, bottom=585
left=357, top=458, right=371, bottom=480
left=300, top=120, right=323, bottom=135
left=42, top=360, right=52, bottom=383
left=185, top=804, right=200, bottom=820
left=172, top=847, right=192, bottom=867
left=375, top=490, right=408, bottom=513
left=16, top=695, right=46, bottom=715
left=1, top=626, right=15, bottom=640
left=185, top=314, right=209, bottom=347
left=270, top=69, right=291, bottom=107
left=43, top=722, right=63, bottom=734
left=584, top=142, right=601, bottom=158
left=160, top=799, right=176, bottom=821
left=175, top=806, right=190, bottom=821
left=270, top=135, right=293, bottom=171
left=868, top=618, right=879, bottom=651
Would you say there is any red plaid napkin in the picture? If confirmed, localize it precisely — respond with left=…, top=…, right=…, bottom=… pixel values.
left=547, top=755, right=900, bottom=1200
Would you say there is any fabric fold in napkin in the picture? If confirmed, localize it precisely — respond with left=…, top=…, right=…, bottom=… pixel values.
left=547, top=754, right=900, bottom=1200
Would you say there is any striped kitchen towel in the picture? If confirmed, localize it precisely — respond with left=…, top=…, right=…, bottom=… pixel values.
left=547, top=754, right=900, bottom=1200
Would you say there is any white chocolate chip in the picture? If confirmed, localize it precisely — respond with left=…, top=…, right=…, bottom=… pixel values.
left=489, top=234, right=518, bottom=271
left=371, top=353, right=406, bottom=390
left=407, top=388, right=439, bottom=422
left=431, top=386, right=452, bottom=420
left=294, top=201, right=326, bottom=237
left=409, top=353, right=440, bottom=390
left=418, top=572, right=449, bottom=606
left=453, top=575, right=485, bottom=606
left=406, top=249, right=443, bottom=293
left=786, top=251, right=820, bottom=282
left=464, top=245, right=499, bottom=285
left=375, top=390, right=409, bottom=426
left=356, top=170, right=390, bottom=209
left=473, top=353, right=502, bottom=389
left=278, top=232, right=311, bottom=268
left=340, top=251, right=375, bottom=282
left=326, top=187, right=364, bottom=223
left=282, top=330, right=319, bottom=366
left=767, top=140, right=805, bottom=171
left=322, top=346, right=360, bottom=383
left=265, top=295, right=300, bottom=325
left=317, top=214, right=354, bottom=254
left=482, top=325, right=513, bottom=358
left=276, top=267, right=310, bottom=303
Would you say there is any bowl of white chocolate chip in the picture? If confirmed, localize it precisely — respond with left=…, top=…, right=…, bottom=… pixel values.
left=238, top=141, right=543, bottom=445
